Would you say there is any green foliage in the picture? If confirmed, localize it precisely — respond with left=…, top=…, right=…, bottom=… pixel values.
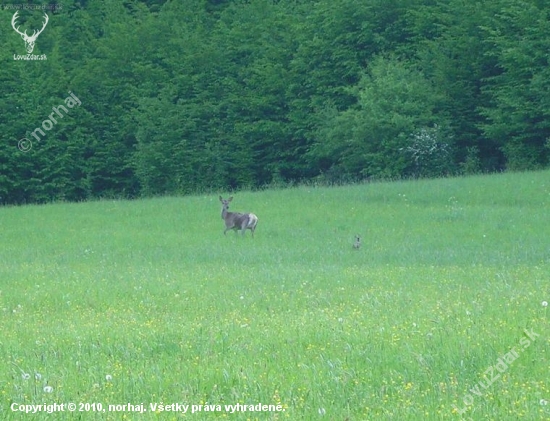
left=2, top=0, right=550, bottom=204
left=310, top=56, right=447, bottom=179
left=460, top=146, right=483, bottom=175
left=480, top=0, right=550, bottom=170
left=407, top=0, right=517, bottom=173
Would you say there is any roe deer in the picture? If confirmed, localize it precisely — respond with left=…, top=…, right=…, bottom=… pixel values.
left=219, top=196, right=258, bottom=237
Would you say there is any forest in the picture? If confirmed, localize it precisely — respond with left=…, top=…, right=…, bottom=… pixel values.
left=1, top=0, right=549, bottom=205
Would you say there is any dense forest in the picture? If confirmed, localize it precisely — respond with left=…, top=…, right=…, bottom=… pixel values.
left=1, top=0, right=549, bottom=204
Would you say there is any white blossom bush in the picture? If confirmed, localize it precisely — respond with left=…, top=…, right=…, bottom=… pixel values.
left=402, top=125, right=454, bottom=177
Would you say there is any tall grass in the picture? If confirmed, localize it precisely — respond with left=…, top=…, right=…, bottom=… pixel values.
left=1, top=171, right=549, bottom=420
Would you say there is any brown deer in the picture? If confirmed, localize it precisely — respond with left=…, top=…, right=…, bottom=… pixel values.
left=219, top=196, right=258, bottom=237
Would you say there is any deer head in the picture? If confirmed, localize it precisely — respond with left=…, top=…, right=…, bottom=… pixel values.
left=12, top=12, right=49, bottom=54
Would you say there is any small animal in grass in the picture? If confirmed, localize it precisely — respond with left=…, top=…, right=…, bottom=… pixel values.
left=219, top=196, right=258, bottom=237
left=353, top=235, right=361, bottom=249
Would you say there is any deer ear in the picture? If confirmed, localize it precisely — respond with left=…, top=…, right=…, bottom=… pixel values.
left=219, top=196, right=223, bottom=202
left=228, top=196, right=233, bottom=202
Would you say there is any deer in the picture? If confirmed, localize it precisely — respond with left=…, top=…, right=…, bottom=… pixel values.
left=353, top=235, right=361, bottom=249
left=11, top=11, right=49, bottom=54
left=219, top=196, right=258, bottom=237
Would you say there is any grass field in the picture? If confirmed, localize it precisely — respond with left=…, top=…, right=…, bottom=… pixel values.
left=1, top=171, right=549, bottom=420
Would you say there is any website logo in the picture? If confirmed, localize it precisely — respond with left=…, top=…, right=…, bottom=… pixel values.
left=11, top=11, right=48, bottom=57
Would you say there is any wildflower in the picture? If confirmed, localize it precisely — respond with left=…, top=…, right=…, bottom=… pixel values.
left=43, top=386, right=53, bottom=393
left=21, top=373, right=30, bottom=380
left=105, top=374, right=113, bottom=381
left=541, top=399, right=548, bottom=406
left=35, top=373, right=42, bottom=380
left=542, top=301, right=548, bottom=307
left=318, top=408, right=326, bottom=416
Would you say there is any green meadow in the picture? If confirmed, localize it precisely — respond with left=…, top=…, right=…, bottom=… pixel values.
left=1, top=171, right=549, bottom=420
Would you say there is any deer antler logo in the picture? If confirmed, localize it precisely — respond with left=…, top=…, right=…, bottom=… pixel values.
left=11, top=11, right=49, bottom=54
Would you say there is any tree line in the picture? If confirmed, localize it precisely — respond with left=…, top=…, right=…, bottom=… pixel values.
left=1, top=0, right=549, bottom=205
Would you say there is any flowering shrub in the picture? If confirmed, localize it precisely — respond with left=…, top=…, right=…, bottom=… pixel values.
left=402, top=125, right=454, bottom=177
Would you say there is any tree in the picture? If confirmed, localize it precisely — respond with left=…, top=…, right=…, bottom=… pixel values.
left=309, top=56, right=449, bottom=180
left=480, top=0, right=550, bottom=170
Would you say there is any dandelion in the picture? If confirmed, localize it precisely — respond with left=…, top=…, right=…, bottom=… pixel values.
left=541, top=399, right=548, bottom=406
left=105, top=374, right=112, bottom=381
left=35, top=373, right=42, bottom=380
left=542, top=301, right=548, bottom=307
left=318, top=408, right=326, bottom=416
left=21, top=373, right=30, bottom=380
left=43, top=386, right=53, bottom=393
